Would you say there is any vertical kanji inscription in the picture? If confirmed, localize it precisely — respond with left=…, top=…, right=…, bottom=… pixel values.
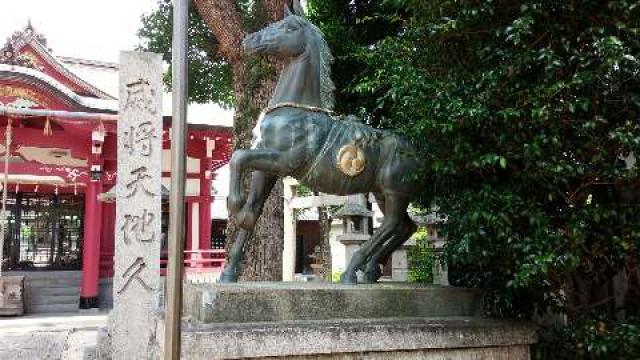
left=112, top=51, right=163, bottom=360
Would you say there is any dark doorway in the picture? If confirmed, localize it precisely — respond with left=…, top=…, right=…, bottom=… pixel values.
left=2, top=192, right=83, bottom=271
left=211, top=219, right=227, bottom=250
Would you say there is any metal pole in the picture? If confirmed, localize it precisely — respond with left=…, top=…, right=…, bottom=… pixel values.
left=0, top=119, right=10, bottom=277
left=165, top=0, right=189, bottom=359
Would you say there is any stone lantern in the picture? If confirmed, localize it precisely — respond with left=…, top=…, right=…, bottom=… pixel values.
left=338, top=202, right=372, bottom=235
left=336, top=200, right=374, bottom=279
left=410, top=208, right=449, bottom=285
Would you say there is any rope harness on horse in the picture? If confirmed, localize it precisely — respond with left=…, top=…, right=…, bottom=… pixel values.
left=300, top=122, right=343, bottom=184
left=260, top=102, right=336, bottom=117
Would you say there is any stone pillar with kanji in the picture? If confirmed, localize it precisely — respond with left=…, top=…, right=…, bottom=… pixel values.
left=110, top=51, right=163, bottom=359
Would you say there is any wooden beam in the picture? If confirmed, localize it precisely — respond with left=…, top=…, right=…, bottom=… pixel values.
left=289, top=194, right=349, bottom=209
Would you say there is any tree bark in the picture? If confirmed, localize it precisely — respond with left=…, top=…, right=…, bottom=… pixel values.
left=193, top=0, right=290, bottom=280
left=317, top=206, right=332, bottom=281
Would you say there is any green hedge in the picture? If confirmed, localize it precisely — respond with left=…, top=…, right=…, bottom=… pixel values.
left=535, top=317, right=640, bottom=360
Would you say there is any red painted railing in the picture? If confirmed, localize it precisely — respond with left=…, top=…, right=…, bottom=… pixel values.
left=160, top=249, right=226, bottom=275
left=100, top=249, right=226, bottom=278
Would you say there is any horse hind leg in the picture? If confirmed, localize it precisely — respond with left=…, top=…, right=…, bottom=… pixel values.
left=363, top=214, right=416, bottom=283
left=340, top=193, right=410, bottom=285
left=360, top=192, right=387, bottom=282
left=220, top=171, right=277, bottom=283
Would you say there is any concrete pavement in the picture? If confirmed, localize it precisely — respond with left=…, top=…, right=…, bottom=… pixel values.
left=0, top=312, right=108, bottom=360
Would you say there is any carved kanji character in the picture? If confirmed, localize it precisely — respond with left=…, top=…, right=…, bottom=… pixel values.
left=124, top=78, right=157, bottom=114
left=123, top=122, right=157, bottom=156
left=117, top=257, right=152, bottom=294
left=121, top=209, right=156, bottom=243
left=125, top=166, right=156, bottom=198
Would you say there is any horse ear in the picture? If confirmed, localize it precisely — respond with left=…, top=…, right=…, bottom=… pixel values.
left=284, top=4, right=293, bottom=17
left=292, top=0, right=305, bottom=17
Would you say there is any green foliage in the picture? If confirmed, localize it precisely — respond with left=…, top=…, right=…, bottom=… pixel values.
left=331, top=271, right=343, bottom=283
left=296, top=184, right=313, bottom=196
left=407, top=228, right=434, bottom=283
left=312, top=0, right=640, bottom=321
left=534, top=317, right=640, bottom=360
left=137, top=0, right=234, bottom=106
left=137, top=1, right=285, bottom=108
left=306, top=0, right=409, bottom=124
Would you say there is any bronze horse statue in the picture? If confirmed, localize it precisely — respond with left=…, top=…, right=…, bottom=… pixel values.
left=221, top=1, right=420, bottom=285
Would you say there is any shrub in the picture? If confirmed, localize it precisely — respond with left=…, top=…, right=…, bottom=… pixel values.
left=535, top=317, right=640, bottom=360
left=407, top=228, right=434, bottom=283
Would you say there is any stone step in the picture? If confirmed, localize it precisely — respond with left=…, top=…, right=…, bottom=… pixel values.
left=27, top=294, right=79, bottom=306
left=26, top=278, right=82, bottom=287
left=26, top=285, right=80, bottom=297
left=5, top=271, right=83, bottom=314
left=8, top=271, right=83, bottom=280
left=184, top=282, right=483, bottom=324
left=28, top=303, right=79, bottom=314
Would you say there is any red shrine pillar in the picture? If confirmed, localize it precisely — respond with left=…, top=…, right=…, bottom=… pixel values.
left=199, top=139, right=214, bottom=266
left=185, top=201, right=193, bottom=266
left=99, top=201, right=116, bottom=278
left=80, top=131, right=104, bottom=309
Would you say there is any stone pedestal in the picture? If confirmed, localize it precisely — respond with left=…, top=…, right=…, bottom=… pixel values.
left=153, top=282, right=536, bottom=359
left=158, top=317, right=535, bottom=360
left=184, top=282, right=482, bottom=323
left=0, top=275, right=24, bottom=316
left=432, top=251, right=449, bottom=286
left=391, top=238, right=414, bottom=281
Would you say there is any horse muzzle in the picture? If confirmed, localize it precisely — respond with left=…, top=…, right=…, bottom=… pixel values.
left=243, top=34, right=269, bottom=55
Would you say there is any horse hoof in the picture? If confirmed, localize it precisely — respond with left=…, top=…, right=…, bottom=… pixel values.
left=340, top=272, right=358, bottom=285
left=219, top=272, right=238, bottom=283
left=362, top=265, right=382, bottom=283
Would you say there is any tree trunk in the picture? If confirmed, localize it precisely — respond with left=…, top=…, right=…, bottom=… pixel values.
left=193, top=0, right=290, bottom=280
left=317, top=206, right=332, bottom=281
left=228, top=63, right=284, bottom=281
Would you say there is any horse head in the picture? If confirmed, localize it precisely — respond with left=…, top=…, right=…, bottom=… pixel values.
left=243, top=1, right=335, bottom=109
left=243, top=1, right=310, bottom=59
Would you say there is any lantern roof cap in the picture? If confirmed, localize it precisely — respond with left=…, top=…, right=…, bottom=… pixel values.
left=336, top=202, right=374, bottom=218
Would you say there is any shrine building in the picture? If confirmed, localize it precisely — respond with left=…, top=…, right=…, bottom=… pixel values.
left=0, top=24, right=232, bottom=312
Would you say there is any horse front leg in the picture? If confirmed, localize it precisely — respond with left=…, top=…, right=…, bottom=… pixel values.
left=221, top=171, right=277, bottom=283
left=228, top=149, right=285, bottom=216
left=220, top=228, right=251, bottom=283
left=222, top=149, right=291, bottom=283
left=228, top=151, right=248, bottom=217
left=236, top=171, right=277, bottom=230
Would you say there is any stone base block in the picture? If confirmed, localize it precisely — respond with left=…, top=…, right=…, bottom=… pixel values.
left=155, top=317, right=536, bottom=359
left=184, top=282, right=482, bottom=323
left=0, top=275, right=24, bottom=316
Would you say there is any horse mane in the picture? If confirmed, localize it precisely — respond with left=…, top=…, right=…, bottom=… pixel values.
left=295, top=16, right=335, bottom=110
